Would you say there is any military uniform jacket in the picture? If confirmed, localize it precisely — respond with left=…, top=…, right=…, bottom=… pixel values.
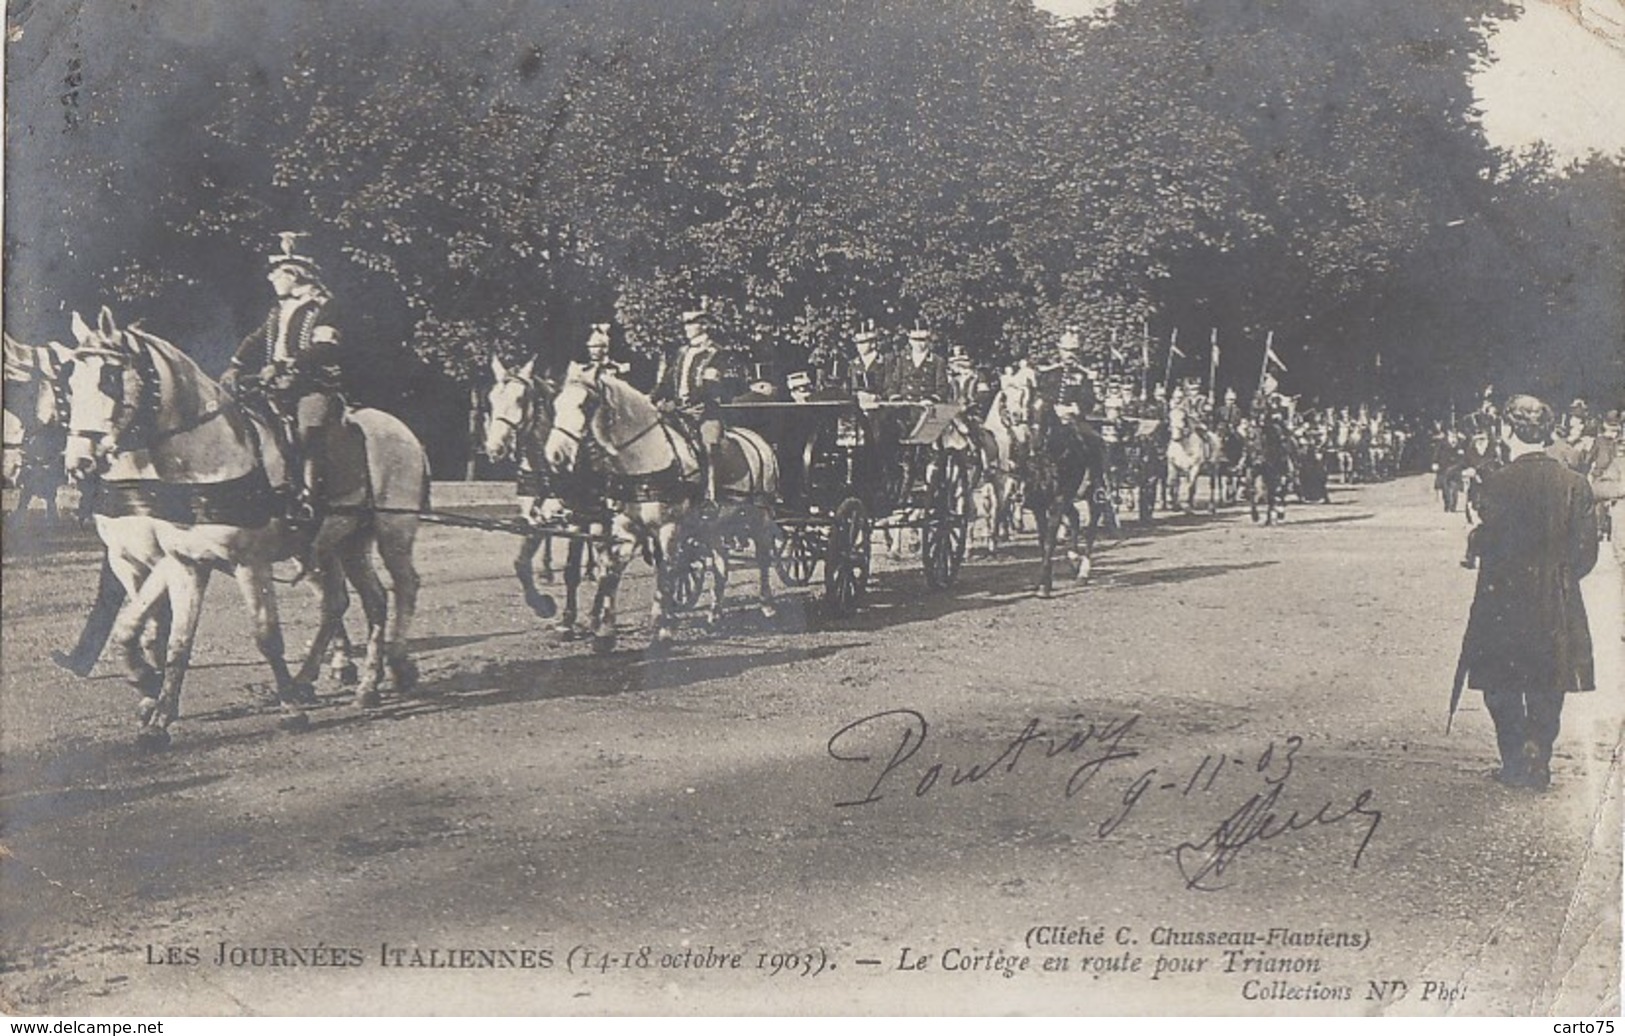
left=886, top=351, right=950, bottom=402
left=227, top=296, right=343, bottom=394
left=849, top=353, right=890, bottom=396
left=1462, top=452, right=1599, bottom=693
left=1036, top=361, right=1099, bottom=417
left=657, top=342, right=727, bottom=418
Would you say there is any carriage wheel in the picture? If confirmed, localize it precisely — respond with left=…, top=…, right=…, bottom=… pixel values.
left=663, top=532, right=709, bottom=612
left=823, top=499, right=871, bottom=618
left=922, top=450, right=971, bottom=590
left=773, top=524, right=820, bottom=586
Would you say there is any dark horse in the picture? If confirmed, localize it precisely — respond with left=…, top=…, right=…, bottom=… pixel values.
left=1246, top=415, right=1293, bottom=526
left=1022, top=404, right=1110, bottom=597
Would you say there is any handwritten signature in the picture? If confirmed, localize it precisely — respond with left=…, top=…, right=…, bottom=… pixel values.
left=825, top=708, right=1142, bottom=808
left=1172, top=782, right=1382, bottom=892
left=826, top=709, right=1381, bottom=890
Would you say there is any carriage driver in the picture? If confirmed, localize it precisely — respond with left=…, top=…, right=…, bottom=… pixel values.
left=653, top=306, right=729, bottom=516
left=221, top=232, right=344, bottom=521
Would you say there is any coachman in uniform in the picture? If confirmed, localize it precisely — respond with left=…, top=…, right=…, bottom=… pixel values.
left=1459, top=395, right=1599, bottom=790
left=653, top=306, right=730, bottom=513
left=222, top=232, right=344, bottom=520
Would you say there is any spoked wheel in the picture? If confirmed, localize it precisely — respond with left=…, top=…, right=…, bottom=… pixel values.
left=663, top=531, right=710, bottom=612
left=922, top=449, right=971, bottom=590
left=773, top=524, right=821, bottom=586
left=823, top=498, right=872, bottom=618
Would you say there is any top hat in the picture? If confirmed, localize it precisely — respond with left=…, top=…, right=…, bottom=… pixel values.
left=907, top=323, right=933, bottom=344
left=854, top=319, right=879, bottom=346
left=680, top=307, right=711, bottom=326
left=586, top=323, right=612, bottom=347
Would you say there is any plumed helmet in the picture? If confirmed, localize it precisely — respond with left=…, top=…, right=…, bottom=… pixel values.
left=267, top=231, right=321, bottom=278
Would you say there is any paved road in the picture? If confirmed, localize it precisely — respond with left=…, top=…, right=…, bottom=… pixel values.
left=1, top=475, right=1619, bottom=1015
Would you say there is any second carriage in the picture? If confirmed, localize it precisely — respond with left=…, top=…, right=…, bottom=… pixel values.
left=665, top=398, right=976, bottom=618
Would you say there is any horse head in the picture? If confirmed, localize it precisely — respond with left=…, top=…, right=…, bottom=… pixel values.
left=62, top=307, right=145, bottom=478
left=484, top=355, right=540, bottom=462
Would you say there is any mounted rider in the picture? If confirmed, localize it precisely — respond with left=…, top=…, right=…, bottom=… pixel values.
left=221, top=233, right=344, bottom=521
left=652, top=305, right=733, bottom=516
left=584, top=321, right=630, bottom=376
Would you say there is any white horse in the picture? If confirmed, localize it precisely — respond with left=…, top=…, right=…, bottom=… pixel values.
left=1165, top=406, right=1222, bottom=513
left=484, top=355, right=602, bottom=636
left=978, top=371, right=1033, bottom=553
left=543, top=361, right=779, bottom=654
left=62, top=307, right=428, bottom=747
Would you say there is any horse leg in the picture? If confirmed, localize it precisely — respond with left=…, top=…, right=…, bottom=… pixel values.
left=753, top=509, right=777, bottom=621
left=232, top=560, right=302, bottom=729
left=1034, top=502, right=1056, bottom=598
left=105, top=555, right=172, bottom=703
left=339, top=539, right=389, bottom=707
left=288, top=520, right=352, bottom=697
left=328, top=627, right=359, bottom=687
left=376, top=514, right=421, bottom=695
left=1208, top=466, right=1219, bottom=515
left=138, top=556, right=211, bottom=749
left=590, top=523, right=635, bottom=655
left=537, top=531, right=556, bottom=583
left=558, top=537, right=584, bottom=638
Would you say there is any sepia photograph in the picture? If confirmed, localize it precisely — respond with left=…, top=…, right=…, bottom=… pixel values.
left=2, top=0, right=1623, bottom=1018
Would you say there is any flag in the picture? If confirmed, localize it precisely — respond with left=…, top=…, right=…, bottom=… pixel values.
left=1265, top=342, right=1287, bottom=372
left=1169, top=335, right=1185, bottom=359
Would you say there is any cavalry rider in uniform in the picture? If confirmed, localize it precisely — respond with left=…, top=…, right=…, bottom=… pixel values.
left=653, top=306, right=729, bottom=516
left=1036, top=330, right=1102, bottom=429
left=584, top=321, right=629, bottom=376
left=1217, top=386, right=1246, bottom=430
left=221, top=232, right=343, bottom=521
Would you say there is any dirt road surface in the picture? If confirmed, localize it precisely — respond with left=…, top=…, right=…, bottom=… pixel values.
left=2, top=475, right=1620, bottom=1015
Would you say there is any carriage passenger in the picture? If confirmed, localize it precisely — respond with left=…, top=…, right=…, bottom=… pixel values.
left=221, top=232, right=344, bottom=521
left=848, top=321, right=890, bottom=403
left=887, top=326, right=950, bottom=403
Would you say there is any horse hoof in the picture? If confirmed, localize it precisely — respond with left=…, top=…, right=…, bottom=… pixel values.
left=287, top=681, right=319, bottom=706
left=1075, top=556, right=1092, bottom=582
left=556, top=624, right=582, bottom=642
left=356, top=688, right=383, bottom=709
left=391, top=658, right=420, bottom=694
left=591, top=635, right=617, bottom=656
left=335, top=663, right=360, bottom=687
left=135, top=726, right=171, bottom=752
left=278, top=711, right=311, bottom=733
left=1037, top=586, right=1053, bottom=600
left=525, top=590, right=558, bottom=620
left=136, top=697, right=160, bottom=724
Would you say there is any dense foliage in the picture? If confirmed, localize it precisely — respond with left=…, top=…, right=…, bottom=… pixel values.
left=6, top=0, right=1620, bottom=468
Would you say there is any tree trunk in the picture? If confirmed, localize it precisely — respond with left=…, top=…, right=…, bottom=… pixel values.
left=465, top=385, right=480, bottom=481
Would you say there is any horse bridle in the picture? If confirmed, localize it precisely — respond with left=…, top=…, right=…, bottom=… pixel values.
left=68, top=333, right=223, bottom=454
left=548, top=367, right=668, bottom=457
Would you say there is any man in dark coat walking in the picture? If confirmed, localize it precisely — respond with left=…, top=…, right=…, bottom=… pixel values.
left=1461, top=395, right=1599, bottom=790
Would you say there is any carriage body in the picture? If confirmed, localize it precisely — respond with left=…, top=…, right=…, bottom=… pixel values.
left=699, top=398, right=973, bottom=616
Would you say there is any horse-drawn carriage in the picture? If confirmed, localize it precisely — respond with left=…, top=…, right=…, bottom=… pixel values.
left=664, top=398, right=975, bottom=617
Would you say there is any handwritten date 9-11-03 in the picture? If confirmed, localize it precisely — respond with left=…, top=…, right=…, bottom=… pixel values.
left=825, top=709, right=1382, bottom=891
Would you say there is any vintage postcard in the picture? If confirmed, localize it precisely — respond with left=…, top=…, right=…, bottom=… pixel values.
left=3, top=0, right=1622, bottom=1017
